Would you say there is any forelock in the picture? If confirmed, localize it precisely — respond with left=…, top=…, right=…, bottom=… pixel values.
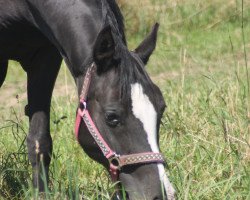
left=115, top=50, right=155, bottom=104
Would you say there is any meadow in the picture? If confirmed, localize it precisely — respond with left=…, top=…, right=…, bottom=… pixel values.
left=0, top=0, right=250, bottom=199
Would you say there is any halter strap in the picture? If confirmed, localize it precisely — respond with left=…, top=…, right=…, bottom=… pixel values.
left=79, top=63, right=96, bottom=102
left=75, top=63, right=165, bottom=181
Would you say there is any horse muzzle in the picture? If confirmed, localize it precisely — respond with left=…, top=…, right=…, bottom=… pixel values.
left=115, top=164, right=173, bottom=200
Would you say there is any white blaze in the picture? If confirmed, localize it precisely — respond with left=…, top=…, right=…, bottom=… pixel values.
left=131, top=83, right=175, bottom=200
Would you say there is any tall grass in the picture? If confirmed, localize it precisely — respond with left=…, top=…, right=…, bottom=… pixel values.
left=0, top=0, right=249, bottom=199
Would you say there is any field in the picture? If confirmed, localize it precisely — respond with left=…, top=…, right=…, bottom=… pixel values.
left=0, top=0, right=250, bottom=199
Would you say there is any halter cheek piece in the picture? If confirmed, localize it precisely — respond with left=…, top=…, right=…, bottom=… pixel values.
left=75, top=63, right=165, bottom=182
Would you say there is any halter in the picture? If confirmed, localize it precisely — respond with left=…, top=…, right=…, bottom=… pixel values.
left=75, top=63, right=165, bottom=182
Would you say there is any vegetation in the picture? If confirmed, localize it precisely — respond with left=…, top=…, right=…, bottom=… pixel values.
left=0, top=0, right=249, bottom=199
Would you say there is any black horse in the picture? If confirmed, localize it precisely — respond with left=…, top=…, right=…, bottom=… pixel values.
left=0, top=0, right=175, bottom=199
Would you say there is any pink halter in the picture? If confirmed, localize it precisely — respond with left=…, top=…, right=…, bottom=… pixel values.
left=75, top=63, right=165, bottom=181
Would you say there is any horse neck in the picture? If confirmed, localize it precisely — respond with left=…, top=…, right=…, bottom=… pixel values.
left=27, top=0, right=103, bottom=76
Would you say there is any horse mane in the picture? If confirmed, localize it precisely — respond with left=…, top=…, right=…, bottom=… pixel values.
left=103, top=0, right=126, bottom=45
left=100, top=1, right=153, bottom=101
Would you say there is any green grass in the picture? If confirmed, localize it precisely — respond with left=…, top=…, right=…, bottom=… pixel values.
left=1, top=0, right=250, bottom=199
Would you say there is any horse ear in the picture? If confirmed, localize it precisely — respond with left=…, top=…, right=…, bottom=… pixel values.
left=135, top=23, right=159, bottom=65
left=93, top=25, right=115, bottom=74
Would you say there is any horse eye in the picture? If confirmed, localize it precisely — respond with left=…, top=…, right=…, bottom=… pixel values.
left=105, top=112, right=120, bottom=127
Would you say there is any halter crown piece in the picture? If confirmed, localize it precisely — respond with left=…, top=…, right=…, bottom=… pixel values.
left=75, top=63, right=165, bottom=181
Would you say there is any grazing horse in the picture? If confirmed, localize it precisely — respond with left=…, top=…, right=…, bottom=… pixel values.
left=0, top=0, right=175, bottom=199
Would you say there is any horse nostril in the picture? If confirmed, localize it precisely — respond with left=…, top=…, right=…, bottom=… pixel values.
left=153, top=196, right=166, bottom=200
left=112, top=191, right=130, bottom=200
left=125, top=191, right=130, bottom=200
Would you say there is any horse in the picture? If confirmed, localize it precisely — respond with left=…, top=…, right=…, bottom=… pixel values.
left=0, top=0, right=175, bottom=199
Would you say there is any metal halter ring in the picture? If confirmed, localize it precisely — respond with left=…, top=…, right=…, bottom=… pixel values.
left=109, top=155, right=121, bottom=170
left=79, top=101, right=87, bottom=111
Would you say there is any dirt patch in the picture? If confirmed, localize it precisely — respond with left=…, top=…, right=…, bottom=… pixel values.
left=0, top=78, right=76, bottom=110
left=0, top=82, right=27, bottom=108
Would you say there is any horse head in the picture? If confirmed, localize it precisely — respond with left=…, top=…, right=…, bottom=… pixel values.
left=76, top=23, right=175, bottom=200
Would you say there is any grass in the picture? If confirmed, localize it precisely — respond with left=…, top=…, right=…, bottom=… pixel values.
left=0, top=0, right=250, bottom=199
